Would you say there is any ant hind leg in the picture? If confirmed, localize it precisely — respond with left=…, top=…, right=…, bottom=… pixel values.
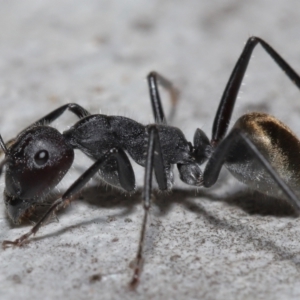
left=212, top=37, right=300, bottom=145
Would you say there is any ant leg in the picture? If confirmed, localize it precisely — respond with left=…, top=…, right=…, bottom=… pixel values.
left=148, top=72, right=187, bottom=190
left=98, top=149, right=136, bottom=192
left=203, top=128, right=300, bottom=212
left=146, top=125, right=168, bottom=191
left=130, top=125, right=168, bottom=288
left=212, top=36, right=300, bottom=145
left=147, top=71, right=179, bottom=124
left=31, top=103, right=91, bottom=128
left=1, top=103, right=90, bottom=154
left=0, top=104, right=91, bottom=178
left=2, top=148, right=135, bottom=248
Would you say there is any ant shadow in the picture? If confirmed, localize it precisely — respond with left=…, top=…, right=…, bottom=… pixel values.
left=70, top=163, right=297, bottom=218
left=6, top=182, right=300, bottom=270
left=7, top=180, right=297, bottom=231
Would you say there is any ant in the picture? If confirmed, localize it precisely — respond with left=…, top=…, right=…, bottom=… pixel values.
left=2, top=36, right=300, bottom=288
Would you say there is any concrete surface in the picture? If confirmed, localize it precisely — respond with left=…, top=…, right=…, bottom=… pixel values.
left=1, top=1, right=300, bottom=299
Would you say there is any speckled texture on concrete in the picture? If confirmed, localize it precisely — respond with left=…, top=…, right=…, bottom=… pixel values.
left=1, top=1, right=300, bottom=299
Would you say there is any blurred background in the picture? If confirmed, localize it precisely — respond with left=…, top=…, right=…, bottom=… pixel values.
left=1, top=1, right=300, bottom=299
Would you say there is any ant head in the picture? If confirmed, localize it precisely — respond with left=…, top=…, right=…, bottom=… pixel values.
left=193, top=128, right=212, bottom=164
left=3, top=126, right=74, bottom=223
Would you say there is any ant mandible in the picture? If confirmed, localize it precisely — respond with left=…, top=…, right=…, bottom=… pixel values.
left=2, top=37, right=300, bottom=288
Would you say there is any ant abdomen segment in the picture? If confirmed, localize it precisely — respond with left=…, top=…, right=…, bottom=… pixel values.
left=2, top=36, right=300, bottom=288
left=225, top=112, right=300, bottom=199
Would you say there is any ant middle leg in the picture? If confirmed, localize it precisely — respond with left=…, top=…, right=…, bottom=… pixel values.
left=147, top=71, right=179, bottom=124
left=2, top=148, right=135, bottom=248
left=130, top=124, right=169, bottom=288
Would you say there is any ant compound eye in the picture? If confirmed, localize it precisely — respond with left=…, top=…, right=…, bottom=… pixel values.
left=34, top=150, right=49, bottom=166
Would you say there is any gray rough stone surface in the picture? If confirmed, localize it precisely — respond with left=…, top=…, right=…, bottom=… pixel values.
left=1, top=1, right=300, bottom=299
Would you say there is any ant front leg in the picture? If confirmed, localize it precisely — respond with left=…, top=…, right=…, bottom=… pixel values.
left=0, top=103, right=91, bottom=183
left=212, top=36, right=300, bottom=145
left=31, top=103, right=91, bottom=127
left=2, top=103, right=90, bottom=152
left=2, top=148, right=135, bottom=248
left=147, top=71, right=179, bottom=124
left=130, top=125, right=168, bottom=289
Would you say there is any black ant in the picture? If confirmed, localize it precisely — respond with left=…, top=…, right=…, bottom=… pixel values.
left=2, top=37, right=300, bottom=288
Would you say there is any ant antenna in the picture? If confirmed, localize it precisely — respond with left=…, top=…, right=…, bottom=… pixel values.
left=0, top=134, right=8, bottom=155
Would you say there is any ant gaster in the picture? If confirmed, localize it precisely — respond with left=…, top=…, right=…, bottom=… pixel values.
left=2, top=37, right=300, bottom=288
